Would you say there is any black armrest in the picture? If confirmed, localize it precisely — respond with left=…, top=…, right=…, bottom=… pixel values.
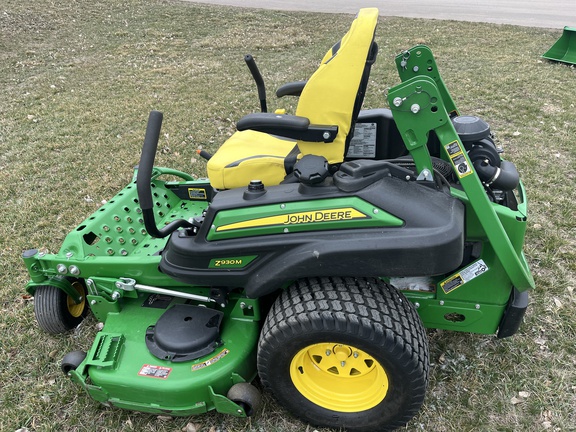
left=237, top=113, right=337, bottom=143
left=276, top=80, right=307, bottom=98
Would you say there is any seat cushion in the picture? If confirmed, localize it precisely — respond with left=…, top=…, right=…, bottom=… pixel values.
left=295, top=8, right=378, bottom=164
left=207, top=130, right=297, bottom=189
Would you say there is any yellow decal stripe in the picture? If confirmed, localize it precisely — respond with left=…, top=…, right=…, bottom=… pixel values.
left=216, top=208, right=368, bottom=232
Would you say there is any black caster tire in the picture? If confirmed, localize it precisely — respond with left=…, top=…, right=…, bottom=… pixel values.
left=227, top=382, right=262, bottom=416
left=258, top=277, right=429, bottom=432
left=61, top=350, right=87, bottom=375
left=34, top=280, right=88, bottom=334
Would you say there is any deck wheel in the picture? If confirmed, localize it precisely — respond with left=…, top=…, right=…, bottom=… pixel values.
left=34, top=280, right=88, bottom=334
left=61, top=350, right=87, bottom=375
left=227, top=382, right=262, bottom=416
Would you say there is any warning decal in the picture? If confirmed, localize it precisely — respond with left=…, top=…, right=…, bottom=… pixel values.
left=347, top=122, right=377, bottom=158
left=445, top=140, right=473, bottom=179
left=191, top=349, right=230, bottom=372
left=138, top=364, right=172, bottom=379
left=440, top=259, right=489, bottom=294
left=188, top=188, right=207, bottom=200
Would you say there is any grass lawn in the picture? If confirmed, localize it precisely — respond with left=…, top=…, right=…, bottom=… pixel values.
left=1, top=0, right=575, bottom=430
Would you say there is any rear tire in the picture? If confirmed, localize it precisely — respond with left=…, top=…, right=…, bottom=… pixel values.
left=34, top=280, right=88, bottom=334
left=257, top=277, right=429, bottom=432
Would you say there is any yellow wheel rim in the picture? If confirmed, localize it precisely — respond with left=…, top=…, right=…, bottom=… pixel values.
left=290, top=342, right=388, bottom=412
left=67, top=281, right=86, bottom=318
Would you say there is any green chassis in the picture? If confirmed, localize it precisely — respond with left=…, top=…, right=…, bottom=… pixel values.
left=22, top=45, right=534, bottom=417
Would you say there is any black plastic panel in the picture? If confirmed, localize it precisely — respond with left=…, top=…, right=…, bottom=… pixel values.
left=159, top=176, right=465, bottom=298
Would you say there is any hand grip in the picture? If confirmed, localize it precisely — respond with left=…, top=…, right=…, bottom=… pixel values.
left=245, top=54, right=267, bottom=113
left=136, top=110, right=193, bottom=238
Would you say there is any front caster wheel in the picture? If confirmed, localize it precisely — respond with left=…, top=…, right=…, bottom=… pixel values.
left=34, top=279, right=88, bottom=334
left=227, top=382, right=262, bottom=416
left=258, top=277, right=429, bottom=432
left=61, top=350, right=87, bottom=375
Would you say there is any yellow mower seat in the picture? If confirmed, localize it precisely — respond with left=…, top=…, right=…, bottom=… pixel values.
left=205, top=130, right=297, bottom=190
left=207, top=8, right=379, bottom=189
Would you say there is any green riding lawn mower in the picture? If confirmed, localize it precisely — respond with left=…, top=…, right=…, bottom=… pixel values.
left=22, top=8, right=534, bottom=432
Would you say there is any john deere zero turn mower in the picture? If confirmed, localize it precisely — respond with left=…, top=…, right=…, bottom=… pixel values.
left=22, top=8, right=534, bottom=432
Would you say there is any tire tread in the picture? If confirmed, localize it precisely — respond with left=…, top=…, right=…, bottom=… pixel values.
left=258, top=276, right=429, bottom=431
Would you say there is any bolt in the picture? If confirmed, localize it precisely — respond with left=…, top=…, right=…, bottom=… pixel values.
left=405, top=175, right=411, bottom=181
left=393, top=97, right=403, bottom=107
left=439, top=300, right=445, bottom=306
left=373, top=208, right=379, bottom=214
left=325, top=350, right=331, bottom=356
left=341, top=361, right=346, bottom=367
left=475, top=304, right=481, bottom=310
left=111, top=291, right=121, bottom=300
left=280, top=204, right=286, bottom=209
left=322, top=132, right=331, bottom=140
left=413, top=66, right=419, bottom=72
left=65, top=252, right=74, bottom=259
left=69, top=265, right=80, bottom=276
left=415, top=302, right=420, bottom=309
left=90, top=300, right=97, bottom=305
left=411, top=104, right=421, bottom=114
left=57, top=264, right=68, bottom=274
left=353, top=351, right=359, bottom=358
